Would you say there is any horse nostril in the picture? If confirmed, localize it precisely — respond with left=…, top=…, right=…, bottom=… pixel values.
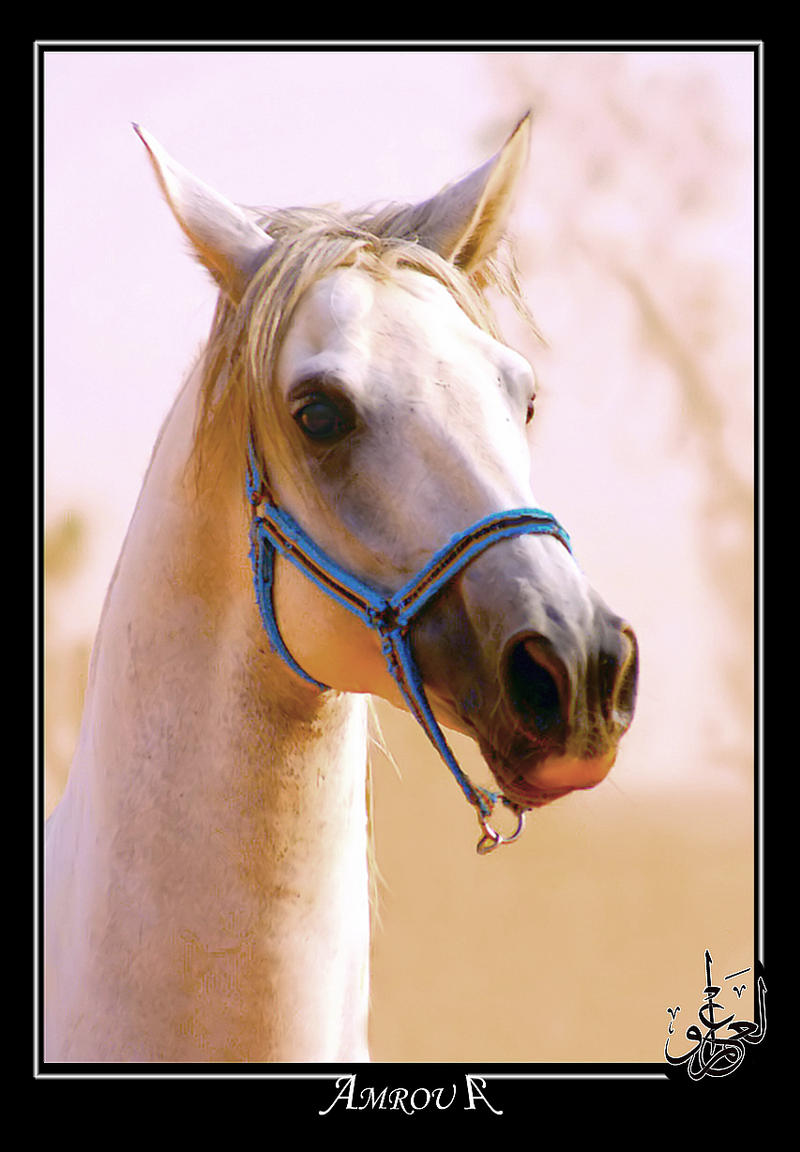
left=598, top=624, right=638, bottom=734
left=505, top=636, right=567, bottom=737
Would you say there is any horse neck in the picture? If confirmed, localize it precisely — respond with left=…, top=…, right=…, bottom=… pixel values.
left=47, top=363, right=372, bottom=1062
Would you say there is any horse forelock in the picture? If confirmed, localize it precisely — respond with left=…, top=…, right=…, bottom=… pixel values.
left=191, top=201, right=538, bottom=498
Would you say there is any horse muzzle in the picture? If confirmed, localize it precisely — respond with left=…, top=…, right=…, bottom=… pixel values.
left=414, top=537, right=639, bottom=808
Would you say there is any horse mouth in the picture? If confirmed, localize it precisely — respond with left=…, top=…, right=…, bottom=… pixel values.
left=425, top=687, right=617, bottom=811
left=482, top=743, right=618, bottom=810
left=491, top=772, right=596, bottom=809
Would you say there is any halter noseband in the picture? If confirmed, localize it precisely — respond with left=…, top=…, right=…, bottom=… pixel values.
left=246, top=445, right=572, bottom=854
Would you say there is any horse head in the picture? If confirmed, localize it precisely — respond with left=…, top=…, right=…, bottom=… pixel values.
left=136, top=117, right=638, bottom=839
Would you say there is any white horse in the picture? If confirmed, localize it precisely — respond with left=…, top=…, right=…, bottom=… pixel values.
left=44, top=116, right=638, bottom=1062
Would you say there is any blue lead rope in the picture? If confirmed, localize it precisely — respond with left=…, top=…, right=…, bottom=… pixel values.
left=246, top=445, right=572, bottom=847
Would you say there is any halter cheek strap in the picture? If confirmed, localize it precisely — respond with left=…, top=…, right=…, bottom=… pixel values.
left=246, top=446, right=572, bottom=853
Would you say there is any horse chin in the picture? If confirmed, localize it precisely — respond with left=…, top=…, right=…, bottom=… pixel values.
left=484, top=746, right=618, bottom=809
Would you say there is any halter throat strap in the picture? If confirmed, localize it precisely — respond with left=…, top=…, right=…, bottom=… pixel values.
left=246, top=447, right=572, bottom=853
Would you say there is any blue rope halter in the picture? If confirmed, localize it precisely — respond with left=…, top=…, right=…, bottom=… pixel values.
left=246, top=444, right=572, bottom=853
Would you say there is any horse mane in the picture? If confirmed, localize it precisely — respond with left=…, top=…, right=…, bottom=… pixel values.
left=191, top=199, right=539, bottom=493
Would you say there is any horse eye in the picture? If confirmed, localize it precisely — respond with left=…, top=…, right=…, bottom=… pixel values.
left=526, top=396, right=536, bottom=425
left=294, top=396, right=351, bottom=441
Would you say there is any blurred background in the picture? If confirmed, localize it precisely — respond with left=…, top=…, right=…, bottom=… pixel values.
left=42, top=47, right=758, bottom=1065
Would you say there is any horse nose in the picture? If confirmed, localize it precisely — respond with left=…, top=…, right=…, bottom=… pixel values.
left=504, top=634, right=569, bottom=738
left=503, top=621, right=639, bottom=744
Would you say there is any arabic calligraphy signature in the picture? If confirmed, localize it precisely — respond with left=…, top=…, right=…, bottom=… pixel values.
left=665, top=951, right=767, bottom=1081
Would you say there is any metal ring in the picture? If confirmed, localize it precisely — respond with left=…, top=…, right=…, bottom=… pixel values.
left=475, top=807, right=526, bottom=855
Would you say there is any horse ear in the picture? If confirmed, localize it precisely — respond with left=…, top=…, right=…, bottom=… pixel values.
left=134, top=124, right=272, bottom=303
left=404, top=113, right=531, bottom=271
